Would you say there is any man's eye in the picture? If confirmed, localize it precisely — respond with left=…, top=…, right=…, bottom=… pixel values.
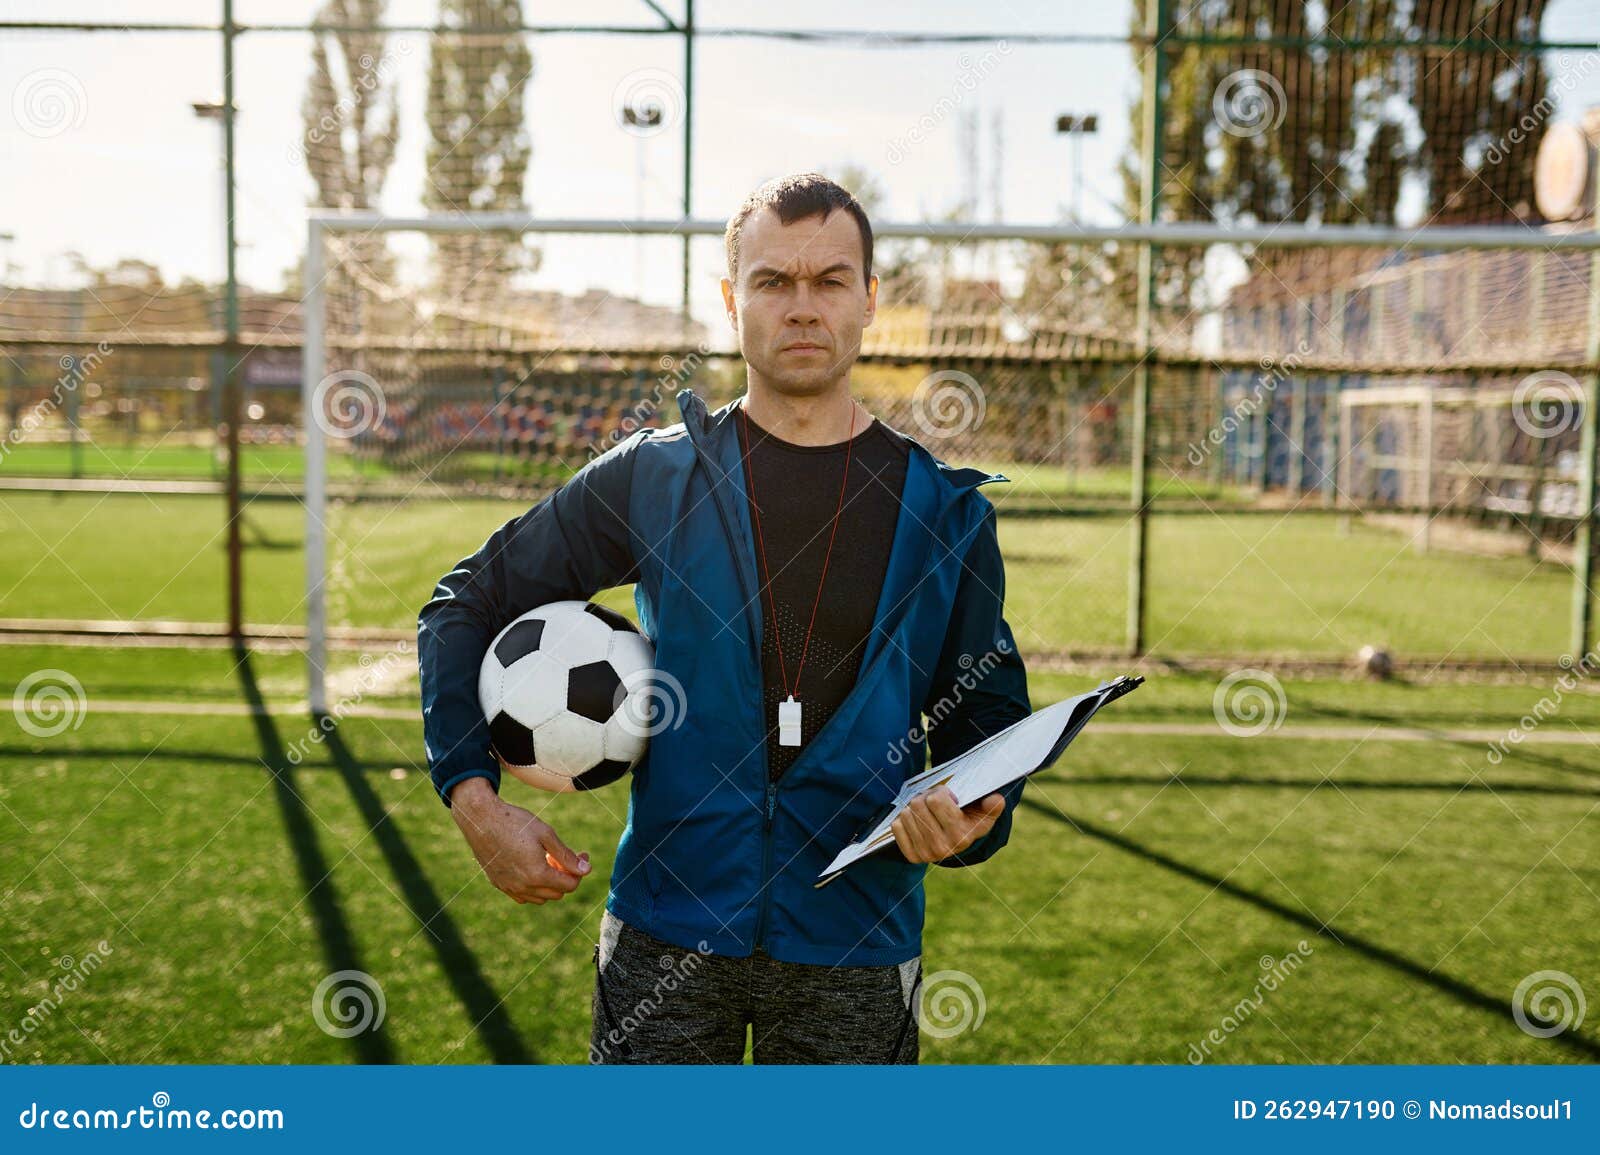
left=761, top=278, right=783, bottom=289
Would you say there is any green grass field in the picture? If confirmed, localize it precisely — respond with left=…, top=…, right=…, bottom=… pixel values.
left=0, top=442, right=365, bottom=483
left=1, top=644, right=1596, bottom=1064
left=3, top=479, right=1597, bottom=1064
left=0, top=439, right=1245, bottom=505
left=0, top=490, right=1584, bottom=661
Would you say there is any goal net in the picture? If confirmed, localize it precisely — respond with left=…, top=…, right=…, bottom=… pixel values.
left=299, top=215, right=1600, bottom=707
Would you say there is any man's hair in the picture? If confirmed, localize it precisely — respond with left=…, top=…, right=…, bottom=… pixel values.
left=724, top=173, right=874, bottom=285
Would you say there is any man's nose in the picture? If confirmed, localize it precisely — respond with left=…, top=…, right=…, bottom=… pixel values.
left=785, top=284, right=821, bottom=324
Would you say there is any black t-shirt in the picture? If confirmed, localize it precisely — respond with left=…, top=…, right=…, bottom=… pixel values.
left=734, top=405, right=910, bottom=782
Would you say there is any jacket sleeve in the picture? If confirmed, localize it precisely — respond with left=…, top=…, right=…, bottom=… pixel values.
left=418, top=434, right=644, bottom=806
left=912, top=501, right=1032, bottom=868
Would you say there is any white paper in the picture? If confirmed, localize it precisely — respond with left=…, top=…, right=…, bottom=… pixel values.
left=815, top=676, right=1141, bottom=886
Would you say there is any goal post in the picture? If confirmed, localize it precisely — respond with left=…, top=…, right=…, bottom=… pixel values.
left=299, top=212, right=1600, bottom=711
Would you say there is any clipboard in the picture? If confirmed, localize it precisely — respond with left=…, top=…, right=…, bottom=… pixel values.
left=814, top=674, right=1144, bottom=888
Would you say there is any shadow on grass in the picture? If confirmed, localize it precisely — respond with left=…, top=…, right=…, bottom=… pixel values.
left=1286, top=696, right=1600, bottom=781
left=234, top=643, right=396, bottom=1064
left=240, top=513, right=299, bottom=551
left=1038, top=772, right=1600, bottom=799
left=1020, top=797, right=1600, bottom=1061
left=0, top=745, right=403, bottom=773
left=319, top=725, right=535, bottom=1063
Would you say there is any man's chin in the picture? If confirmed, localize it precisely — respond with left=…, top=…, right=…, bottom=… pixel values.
left=752, top=361, right=854, bottom=396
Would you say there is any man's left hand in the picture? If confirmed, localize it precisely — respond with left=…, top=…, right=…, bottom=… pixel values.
left=890, top=787, right=1005, bottom=864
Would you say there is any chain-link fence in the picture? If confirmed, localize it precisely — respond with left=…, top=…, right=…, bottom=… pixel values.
left=5, top=2, right=1600, bottom=675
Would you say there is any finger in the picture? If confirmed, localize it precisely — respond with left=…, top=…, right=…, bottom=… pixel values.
left=541, top=829, right=592, bottom=877
left=890, top=813, right=914, bottom=859
left=553, top=844, right=598, bottom=870
left=908, top=796, right=940, bottom=857
left=925, top=787, right=967, bottom=832
left=535, top=866, right=582, bottom=894
left=891, top=812, right=929, bottom=863
left=964, top=793, right=1006, bottom=835
left=904, top=799, right=951, bottom=860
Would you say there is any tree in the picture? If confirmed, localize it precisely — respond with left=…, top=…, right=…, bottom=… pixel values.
left=423, top=0, right=537, bottom=311
left=1124, top=0, right=1551, bottom=228
left=1030, top=0, right=1560, bottom=338
left=300, top=0, right=401, bottom=288
left=302, top=0, right=400, bottom=214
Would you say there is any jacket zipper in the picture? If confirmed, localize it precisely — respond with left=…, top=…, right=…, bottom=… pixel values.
left=679, top=394, right=779, bottom=953
left=752, top=780, right=778, bottom=950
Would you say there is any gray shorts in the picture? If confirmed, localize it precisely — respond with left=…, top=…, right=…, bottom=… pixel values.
left=589, top=910, right=922, bottom=1064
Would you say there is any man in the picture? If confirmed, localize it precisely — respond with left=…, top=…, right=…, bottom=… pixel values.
left=418, top=173, right=1031, bottom=1064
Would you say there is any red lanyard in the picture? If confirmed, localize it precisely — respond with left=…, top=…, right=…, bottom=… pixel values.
left=737, top=398, right=857, bottom=703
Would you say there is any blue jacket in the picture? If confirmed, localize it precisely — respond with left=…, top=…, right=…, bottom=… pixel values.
left=418, top=388, right=1031, bottom=966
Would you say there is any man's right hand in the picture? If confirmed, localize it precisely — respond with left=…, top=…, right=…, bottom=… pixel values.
left=449, top=776, right=592, bottom=905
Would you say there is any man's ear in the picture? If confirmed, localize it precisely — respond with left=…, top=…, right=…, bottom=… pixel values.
left=720, top=277, right=738, bottom=331
left=863, top=273, right=879, bottom=327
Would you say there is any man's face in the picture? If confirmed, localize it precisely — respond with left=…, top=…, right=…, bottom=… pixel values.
left=721, top=207, right=878, bottom=396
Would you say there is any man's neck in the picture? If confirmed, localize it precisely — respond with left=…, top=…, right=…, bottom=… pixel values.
left=740, top=381, right=867, bottom=447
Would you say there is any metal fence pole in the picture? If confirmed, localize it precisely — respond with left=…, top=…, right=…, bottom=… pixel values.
left=67, top=296, right=82, bottom=478
left=1323, top=288, right=1346, bottom=508
left=1418, top=380, right=1433, bottom=552
left=222, top=0, right=243, bottom=639
left=680, top=0, right=694, bottom=323
left=1571, top=246, right=1600, bottom=661
left=303, top=219, right=327, bottom=716
left=1127, top=0, right=1167, bottom=656
left=1295, top=297, right=1317, bottom=494
left=1338, top=390, right=1354, bottom=532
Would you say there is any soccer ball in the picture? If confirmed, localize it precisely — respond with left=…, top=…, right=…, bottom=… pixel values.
left=1357, top=644, right=1394, bottom=680
left=478, top=601, right=655, bottom=792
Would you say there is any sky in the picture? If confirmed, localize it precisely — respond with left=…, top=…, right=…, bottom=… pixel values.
left=1, top=0, right=1136, bottom=330
left=4, top=0, right=1600, bottom=334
